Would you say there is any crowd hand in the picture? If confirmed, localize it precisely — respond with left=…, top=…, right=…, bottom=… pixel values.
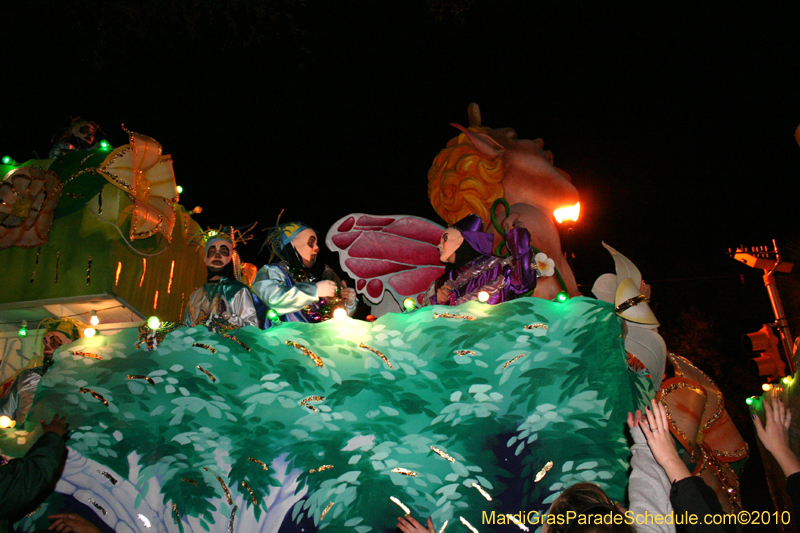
left=436, top=286, right=452, bottom=303
left=316, top=280, right=338, bottom=298
left=626, top=409, right=644, bottom=430
left=41, top=414, right=69, bottom=437
left=396, top=515, right=435, bottom=533
left=639, top=399, right=691, bottom=483
left=753, top=398, right=800, bottom=477
left=48, top=513, right=101, bottom=533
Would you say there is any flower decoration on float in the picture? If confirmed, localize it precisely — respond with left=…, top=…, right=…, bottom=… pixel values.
left=93, top=127, right=178, bottom=241
left=534, top=252, right=555, bottom=278
left=0, top=166, right=63, bottom=249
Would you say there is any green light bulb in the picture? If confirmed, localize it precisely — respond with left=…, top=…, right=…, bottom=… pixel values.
left=403, top=297, right=416, bottom=310
left=18, top=326, right=28, bottom=337
left=176, top=185, right=184, bottom=194
left=267, top=309, right=279, bottom=320
left=99, top=140, right=110, bottom=150
left=556, top=291, right=568, bottom=302
left=2, top=156, right=11, bottom=165
left=147, top=316, right=161, bottom=329
left=783, top=376, right=792, bottom=385
left=745, top=397, right=754, bottom=406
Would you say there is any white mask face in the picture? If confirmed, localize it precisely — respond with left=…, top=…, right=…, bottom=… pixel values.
left=205, top=243, right=232, bottom=270
left=292, top=228, right=319, bottom=268
left=438, top=227, right=463, bottom=263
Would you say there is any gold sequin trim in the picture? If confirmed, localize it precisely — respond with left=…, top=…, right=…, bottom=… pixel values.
left=460, top=516, right=479, bottom=533
left=88, top=498, right=107, bottom=515
left=391, top=467, right=418, bottom=476
left=248, top=457, right=268, bottom=470
left=534, top=461, right=554, bottom=482
left=320, top=501, right=335, bottom=520
left=300, top=396, right=325, bottom=412
left=192, top=343, right=217, bottom=354
left=430, top=446, right=455, bottom=462
left=524, top=323, right=548, bottom=330
left=97, top=470, right=118, bottom=484
left=286, top=340, right=323, bottom=367
left=471, top=482, right=492, bottom=501
left=79, top=387, right=109, bottom=406
left=456, top=350, right=476, bottom=356
left=309, top=464, right=334, bottom=473
left=241, top=481, right=258, bottom=506
left=390, top=496, right=411, bottom=515
left=658, top=381, right=707, bottom=447
left=127, top=375, right=155, bottom=385
left=433, top=312, right=475, bottom=321
left=204, top=467, right=232, bottom=504
left=173, top=503, right=180, bottom=523
left=359, top=343, right=393, bottom=369
left=72, top=351, right=102, bottom=360
left=502, top=354, right=527, bottom=369
left=181, top=478, right=198, bottom=486
left=196, top=366, right=216, bottom=382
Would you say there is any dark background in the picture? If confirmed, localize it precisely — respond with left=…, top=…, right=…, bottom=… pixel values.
left=5, top=1, right=800, bottom=527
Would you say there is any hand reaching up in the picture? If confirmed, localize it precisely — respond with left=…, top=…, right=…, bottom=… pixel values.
left=753, top=397, right=800, bottom=477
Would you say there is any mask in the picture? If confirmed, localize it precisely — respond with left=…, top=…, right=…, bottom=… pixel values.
left=292, top=228, right=319, bottom=268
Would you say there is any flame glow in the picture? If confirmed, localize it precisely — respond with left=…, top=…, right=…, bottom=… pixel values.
left=554, top=202, right=580, bottom=223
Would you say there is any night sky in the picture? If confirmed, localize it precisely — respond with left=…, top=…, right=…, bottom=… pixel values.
left=7, top=1, right=800, bottom=322
left=5, top=1, right=800, bottom=519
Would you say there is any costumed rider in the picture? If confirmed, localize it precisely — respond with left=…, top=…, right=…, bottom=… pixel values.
left=49, top=117, right=102, bottom=158
left=252, top=222, right=357, bottom=323
left=423, top=213, right=536, bottom=306
left=0, top=319, right=80, bottom=426
left=185, top=229, right=260, bottom=329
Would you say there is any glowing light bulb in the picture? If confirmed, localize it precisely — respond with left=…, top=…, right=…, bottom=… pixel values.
left=176, top=185, right=184, bottom=194
left=18, top=320, right=28, bottom=337
left=554, top=202, right=580, bottom=223
left=745, top=397, right=754, bottom=406
left=556, top=291, right=568, bottom=303
left=783, top=376, right=792, bottom=385
left=403, top=297, right=416, bottom=311
left=477, top=291, right=490, bottom=302
left=0, top=415, right=15, bottom=428
left=147, top=316, right=161, bottom=329
left=1, top=155, right=12, bottom=165
left=90, top=310, right=99, bottom=326
left=333, top=307, right=347, bottom=320
left=267, top=309, right=279, bottom=321
left=99, top=140, right=110, bottom=150
left=84, top=327, right=97, bottom=337
left=762, top=383, right=773, bottom=392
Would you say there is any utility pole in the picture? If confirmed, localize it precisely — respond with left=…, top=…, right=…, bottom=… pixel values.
left=732, top=240, right=796, bottom=375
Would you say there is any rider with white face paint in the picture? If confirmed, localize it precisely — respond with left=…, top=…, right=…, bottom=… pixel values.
left=252, top=222, right=357, bottom=324
left=184, top=232, right=259, bottom=328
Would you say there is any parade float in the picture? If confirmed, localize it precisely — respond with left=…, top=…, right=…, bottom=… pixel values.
left=0, top=108, right=750, bottom=532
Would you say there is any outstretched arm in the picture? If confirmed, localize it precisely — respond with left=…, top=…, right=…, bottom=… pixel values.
left=753, top=398, right=800, bottom=477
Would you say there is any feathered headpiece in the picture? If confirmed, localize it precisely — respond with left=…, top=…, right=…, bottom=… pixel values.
left=192, top=224, right=257, bottom=282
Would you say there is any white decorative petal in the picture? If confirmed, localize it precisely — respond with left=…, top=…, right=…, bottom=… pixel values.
left=601, top=242, right=643, bottom=288
left=591, top=273, right=617, bottom=303
left=624, top=325, right=667, bottom=389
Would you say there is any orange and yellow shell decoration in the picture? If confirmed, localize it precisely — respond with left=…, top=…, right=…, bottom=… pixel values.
left=0, top=166, right=63, bottom=249
left=657, top=354, right=749, bottom=513
left=95, top=128, right=178, bottom=241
